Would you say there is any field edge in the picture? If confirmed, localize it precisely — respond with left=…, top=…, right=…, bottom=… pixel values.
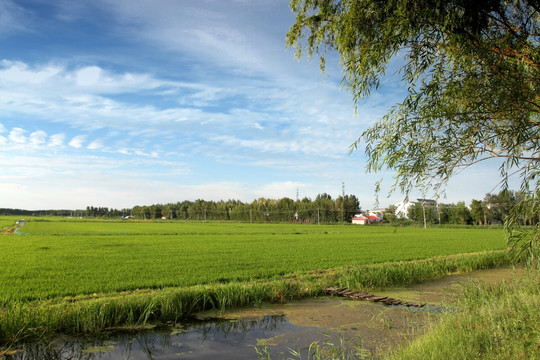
left=0, top=250, right=512, bottom=349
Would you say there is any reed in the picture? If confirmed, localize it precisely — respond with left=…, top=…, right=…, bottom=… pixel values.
left=335, top=250, right=512, bottom=290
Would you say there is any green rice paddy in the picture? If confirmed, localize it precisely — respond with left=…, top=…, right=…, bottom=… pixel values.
left=2, top=218, right=506, bottom=304
left=0, top=217, right=514, bottom=348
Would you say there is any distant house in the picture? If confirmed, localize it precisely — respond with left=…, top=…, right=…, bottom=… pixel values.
left=352, top=214, right=381, bottom=225
left=367, top=210, right=385, bottom=220
left=395, top=198, right=437, bottom=219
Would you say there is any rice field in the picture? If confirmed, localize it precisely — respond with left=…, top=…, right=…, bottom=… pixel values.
left=2, top=217, right=506, bottom=305
left=0, top=216, right=514, bottom=347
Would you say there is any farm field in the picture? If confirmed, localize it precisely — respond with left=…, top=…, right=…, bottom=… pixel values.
left=1, top=217, right=506, bottom=305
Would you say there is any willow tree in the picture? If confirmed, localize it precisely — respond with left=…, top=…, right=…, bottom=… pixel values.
left=287, top=0, right=539, bottom=262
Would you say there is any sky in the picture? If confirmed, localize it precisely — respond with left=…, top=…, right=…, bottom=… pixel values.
left=0, top=0, right=514, bottom=210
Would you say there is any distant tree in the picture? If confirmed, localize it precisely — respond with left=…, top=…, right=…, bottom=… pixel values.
left=314, top=193, right=336, bottom=223
left=484, top=190, right=524, bottom=223
left=148, top=204, right=161, bottom=219
left=336, top=194, right=360, bottom=222
left=407, top=203, right=423, bottom=222
left=315, top=193, right=332, bottom=201
left=470, top=199, right=486, bottom=225
left=449, top=202, right=472, bottom=225
left=384, top=204, right=397, bottom=223
left=162, top=204, right=173, bottom=219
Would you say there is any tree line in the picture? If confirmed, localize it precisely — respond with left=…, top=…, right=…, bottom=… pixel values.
left=128, top=194, right=361, bottom=223
left=0, top=208, right=86, bottom=217
left=384, top=190, right=536, bottom=226
left=4, top=190, right=531, bottom=226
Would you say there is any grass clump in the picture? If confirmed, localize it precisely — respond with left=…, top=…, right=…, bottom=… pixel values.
left=337, top=250, right=511, bottom=290
left=390, top=268, right=540, bottom=360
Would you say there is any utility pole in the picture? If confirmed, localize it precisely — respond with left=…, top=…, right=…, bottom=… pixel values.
left=422, top=200, right=427, bottom=229
left=341, top=182, right=346, bottom=222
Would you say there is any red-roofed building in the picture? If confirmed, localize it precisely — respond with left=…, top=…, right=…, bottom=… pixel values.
left=352, top=214, right=381, bottom=225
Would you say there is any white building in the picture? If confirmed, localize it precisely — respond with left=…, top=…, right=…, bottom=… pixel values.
left=395, top=198, right=437, bottom=219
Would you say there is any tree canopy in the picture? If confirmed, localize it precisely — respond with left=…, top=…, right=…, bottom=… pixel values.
left=287, top=0, right=539, bottom=194
left=287, top=0, right=539, bottom=261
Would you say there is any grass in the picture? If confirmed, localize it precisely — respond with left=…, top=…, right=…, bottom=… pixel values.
left=2, top=218, right=506, bottom=303
left=0, top=217, right=513, bottom=349
left=389, top=268, right=540, bottom=360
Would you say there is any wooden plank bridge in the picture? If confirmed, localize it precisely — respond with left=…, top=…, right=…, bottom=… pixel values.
left=325, top=287, right=425, bottom=308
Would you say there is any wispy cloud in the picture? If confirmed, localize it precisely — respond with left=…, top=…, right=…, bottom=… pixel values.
left=48, top=134, right=65, bottom=147
left=0, top=58, right=368, bottom=161
left=0, top=0, right=33, bottom=35
left=68, top=135, right=86, bottom=148
left=29, top=130, right=47, bottom=147
left=86, top=139, right=104, bottom=150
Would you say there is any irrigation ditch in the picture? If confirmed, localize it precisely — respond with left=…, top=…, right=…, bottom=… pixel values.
left=0, top=250, right=518, bottom=359
left=1, top=266, right=523, bottom=359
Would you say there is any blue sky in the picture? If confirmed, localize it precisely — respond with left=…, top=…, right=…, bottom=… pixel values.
left=0, top=0, right=512, bottom=210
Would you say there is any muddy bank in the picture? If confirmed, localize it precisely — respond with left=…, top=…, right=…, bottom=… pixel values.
left=198, top=266, right=522, bottom=357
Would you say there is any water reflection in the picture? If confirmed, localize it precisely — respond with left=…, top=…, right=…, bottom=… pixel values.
left=4, top=315, right=304, bottom=360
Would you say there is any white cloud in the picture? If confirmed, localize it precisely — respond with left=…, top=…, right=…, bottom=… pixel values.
left=0, top=60, right=62, bottom=84
left=72, top=65, right=160, bottom=93
left=29, top=130, right=47, bottom=147
left=48, top=134, right=65, bottom=147
left=75, top=66, right=102, bottom=86
left=0, top=151, right=193, bottom=208
left=87, top=139, right=103, bottom=150
left=0, top=57, right=368, bottom=165
left=68, top=135, right=86, bottom=148
left=0, top=60, right=165, bottom=95
left=8, top=127, right=26, bottom=144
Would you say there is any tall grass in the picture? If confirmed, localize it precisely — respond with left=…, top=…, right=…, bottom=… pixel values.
left=0, top=251, right=511, bottom=347
left=390, top=268, right=540, bottom=360
left=336, top=250, right=511, bottom=290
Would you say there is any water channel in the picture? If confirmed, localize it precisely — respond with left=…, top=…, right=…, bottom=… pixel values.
left=2, top=267, right=520, bottom=360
